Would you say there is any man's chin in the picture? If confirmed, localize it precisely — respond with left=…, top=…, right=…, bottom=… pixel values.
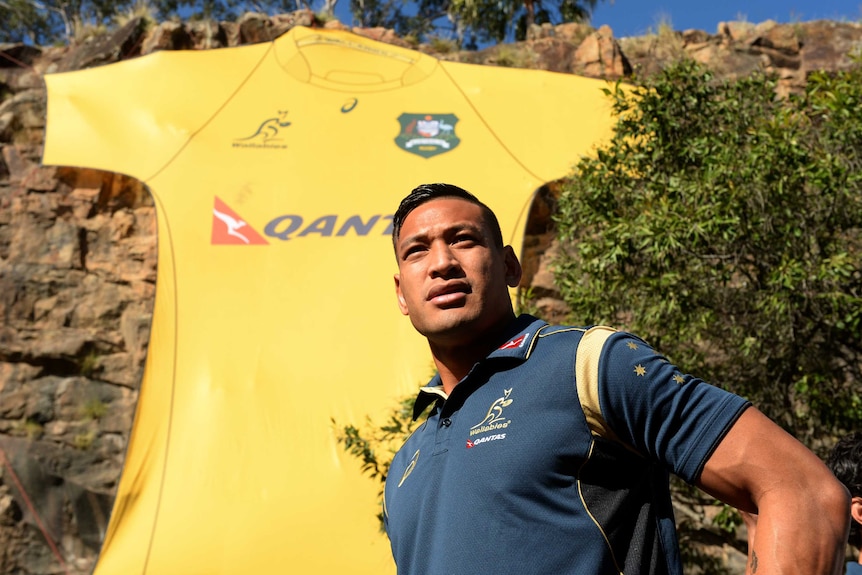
left=417, top=306, right=516, bottom=345
left=413, top=312, right=482, bottom=341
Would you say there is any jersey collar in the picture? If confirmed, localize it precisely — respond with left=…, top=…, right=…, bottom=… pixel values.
left=275, top=26, right=438, bottom=91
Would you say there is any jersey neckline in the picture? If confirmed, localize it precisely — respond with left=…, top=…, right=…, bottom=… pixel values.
left=274, top=26, right=440, bottom=92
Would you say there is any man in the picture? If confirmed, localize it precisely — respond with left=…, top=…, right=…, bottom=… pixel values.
left=382, top=182, right=849, bottom=575
left=827, top=432, right=862, bottom=575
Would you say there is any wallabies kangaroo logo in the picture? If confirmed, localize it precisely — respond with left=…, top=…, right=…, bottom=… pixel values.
left=471, top=388, right=513, bottom=429
left=234, top=111, right=292, bottom=146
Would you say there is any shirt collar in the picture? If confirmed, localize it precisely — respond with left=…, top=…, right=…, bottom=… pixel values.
left=411, top=315, right=547, bottom=419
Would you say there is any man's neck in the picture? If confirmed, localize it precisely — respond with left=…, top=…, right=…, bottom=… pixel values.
left=428, top=314, right=518, bottom=394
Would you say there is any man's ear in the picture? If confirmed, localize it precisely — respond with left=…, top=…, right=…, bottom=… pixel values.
left=851, top=496, right=862, bottom=527
left=503, top=246, right=523, bottom=288
left=394, top=274, right=409, bottom=316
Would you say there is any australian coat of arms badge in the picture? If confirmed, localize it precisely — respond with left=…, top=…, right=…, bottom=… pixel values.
left=395, top=113, right=461, bottom=158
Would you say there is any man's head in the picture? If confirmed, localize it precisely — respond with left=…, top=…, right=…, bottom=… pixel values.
left=392, top=183, right=521, bottom=346
left=827, top=431, right=862, bottom=548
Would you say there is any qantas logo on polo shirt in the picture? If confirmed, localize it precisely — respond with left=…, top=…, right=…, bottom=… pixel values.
left=211, top=197, right=394, bottom=245
left=466, top=434, right=506, bottom=449
left=499, top=334, right=528, bottom=349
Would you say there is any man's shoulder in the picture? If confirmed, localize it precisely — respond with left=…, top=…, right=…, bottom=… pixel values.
left=533, top=322, right=625, bottom=353
left=535, top=323, right=653, bottom=354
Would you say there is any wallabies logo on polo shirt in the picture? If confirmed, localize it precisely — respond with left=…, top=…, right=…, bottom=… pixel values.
left=395, top=113, right=460, bottom=158
left=466, top=389, right=513, bottom=449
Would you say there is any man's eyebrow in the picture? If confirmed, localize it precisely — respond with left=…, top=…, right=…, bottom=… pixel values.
left=400, top=223, right=484, bottom=244
left=397, top=231, right=429, bottom=250
left=397, top=222, right=486, bottom=254
left=452, top=222, right=484, bottom=234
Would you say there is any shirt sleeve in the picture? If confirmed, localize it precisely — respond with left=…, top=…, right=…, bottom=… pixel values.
left=440, top=61, right=617, bottom=184
left=593, top=330, right=750, bottom=483
left=43, top=42, right=271, bottom=182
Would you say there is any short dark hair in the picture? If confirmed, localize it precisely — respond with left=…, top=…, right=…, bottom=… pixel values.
left=827, top=431, right=862, bottom=546
left=392, top=183, right=504, bottom=255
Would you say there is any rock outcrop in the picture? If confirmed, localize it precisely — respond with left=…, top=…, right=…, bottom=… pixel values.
left=1, top=13, right=860, bottom=574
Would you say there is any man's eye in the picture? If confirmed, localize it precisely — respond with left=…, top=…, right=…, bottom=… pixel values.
left=403, top=246, right=425, bottom=258
left=453, top=234, right=477, bottom=245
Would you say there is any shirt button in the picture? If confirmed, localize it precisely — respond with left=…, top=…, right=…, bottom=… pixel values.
left=441, top=418, right=452, bottom=427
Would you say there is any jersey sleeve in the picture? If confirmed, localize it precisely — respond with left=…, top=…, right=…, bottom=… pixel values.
left=43, top=43, right=270, bottom=182
left=580, top=327, right=750, bottom=483
left=440, top=61, right=618, bottom=183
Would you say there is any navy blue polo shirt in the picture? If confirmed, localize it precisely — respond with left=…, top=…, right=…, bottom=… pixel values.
left=383, top=315, right=749, bottom=575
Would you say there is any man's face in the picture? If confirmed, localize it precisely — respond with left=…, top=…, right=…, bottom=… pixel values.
left=393, top=197, right=521, bottom=345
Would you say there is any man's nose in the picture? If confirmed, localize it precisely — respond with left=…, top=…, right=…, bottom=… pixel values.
left=428, top=241, right=460, bottom=277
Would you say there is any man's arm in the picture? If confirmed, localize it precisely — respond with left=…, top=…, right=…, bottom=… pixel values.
left=697, top=407, right=850, bottom=575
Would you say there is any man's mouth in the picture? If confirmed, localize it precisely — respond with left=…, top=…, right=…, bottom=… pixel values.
left=427, top=283, right=470, bottom=305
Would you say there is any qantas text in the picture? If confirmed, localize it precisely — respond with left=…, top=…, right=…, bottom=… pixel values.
left=264, top=214, right=394, bottom=240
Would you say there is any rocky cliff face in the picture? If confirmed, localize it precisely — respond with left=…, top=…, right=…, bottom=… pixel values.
left=1, top=12, right=860, bottom=574
left=1, top=42, right=156, bottom=572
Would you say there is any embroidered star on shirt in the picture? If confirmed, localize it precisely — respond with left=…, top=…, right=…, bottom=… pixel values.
left=634, top=364, right=647, bottom=376
left=673, top=374, right=685, bottom=384
left=627, top=341, right=638, bottom=350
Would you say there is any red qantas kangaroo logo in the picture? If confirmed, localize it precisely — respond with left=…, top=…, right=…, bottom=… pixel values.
left=211, top=197, right=268, bottom=245
left=498, top=334, right=527, bottom=350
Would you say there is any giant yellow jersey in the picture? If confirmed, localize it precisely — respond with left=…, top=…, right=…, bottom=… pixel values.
left=43, top=26, right=616, bottom=575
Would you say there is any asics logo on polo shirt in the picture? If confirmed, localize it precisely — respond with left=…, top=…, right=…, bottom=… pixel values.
left=398, top=449, right=420, bottom=487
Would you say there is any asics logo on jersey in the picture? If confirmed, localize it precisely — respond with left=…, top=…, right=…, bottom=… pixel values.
left=341, top=98, right=358, bottom=113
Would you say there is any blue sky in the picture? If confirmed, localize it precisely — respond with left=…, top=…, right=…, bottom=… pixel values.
left=589, top=1, right=862, bottom=38
left=330, top=1, right=860, bottom=47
